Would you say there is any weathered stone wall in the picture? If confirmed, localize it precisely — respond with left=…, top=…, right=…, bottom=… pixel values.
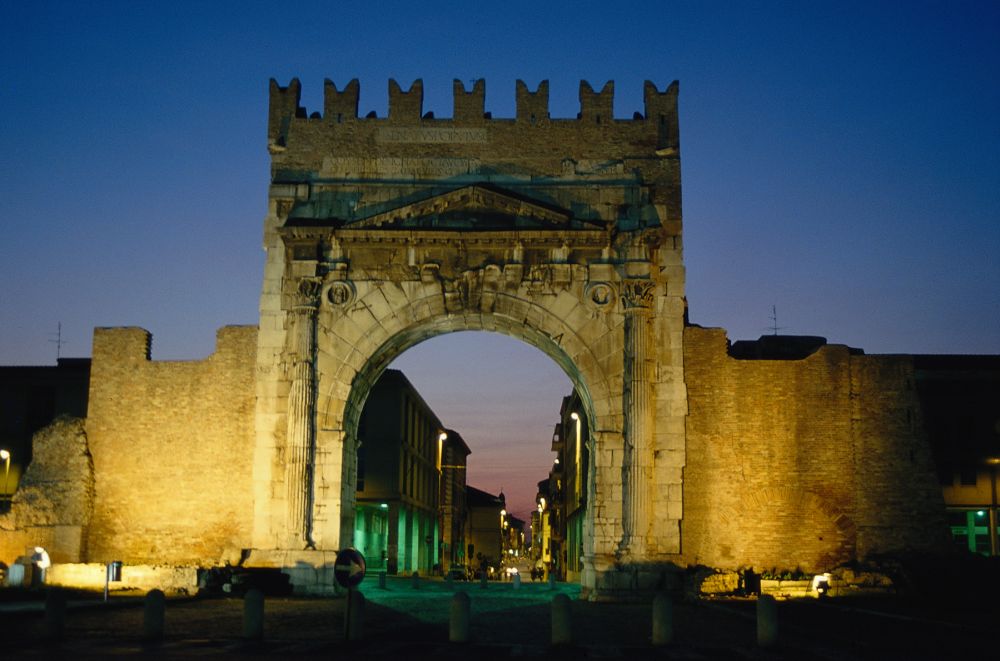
left=46, top=563, right=198, bottom=595
left=255, top=78, right=688, bottom=596
left=850, top=356, right=950, bottom=557
left=0, top=416, right=93, bottom=565
left=682, top=326, right=948, bottom=572
left=84, top=326, right=257, bottom=566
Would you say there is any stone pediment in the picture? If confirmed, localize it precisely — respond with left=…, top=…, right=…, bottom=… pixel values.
left=350, top=184, right=573, bottom=230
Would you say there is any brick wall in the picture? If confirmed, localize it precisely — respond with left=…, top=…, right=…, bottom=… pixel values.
left=682, top=326, right=948, bottom=573
left=84, top=326, right=257, bottom=565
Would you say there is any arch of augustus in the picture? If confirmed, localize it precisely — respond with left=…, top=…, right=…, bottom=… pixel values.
left=0, top=77, right=949, bottom=599
left=251, top=78, right=688, bottom=596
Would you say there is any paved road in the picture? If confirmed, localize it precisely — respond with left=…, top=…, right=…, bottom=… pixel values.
left=2, top=577, right=994, bottom=658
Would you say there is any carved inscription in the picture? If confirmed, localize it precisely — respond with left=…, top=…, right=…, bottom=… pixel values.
left=376, top=128, right=488, bottom=144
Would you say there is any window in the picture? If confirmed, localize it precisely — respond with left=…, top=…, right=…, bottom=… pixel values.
left=356, top=445, right=366, bottom=492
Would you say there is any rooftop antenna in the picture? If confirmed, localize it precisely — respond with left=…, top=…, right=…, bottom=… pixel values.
left=767, top=305, right=787, bottom=336
left=49, top=322, right=67, bottom=360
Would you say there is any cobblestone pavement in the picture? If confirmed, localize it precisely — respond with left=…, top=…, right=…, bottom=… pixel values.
left=2, top=578, right=995, bottom=658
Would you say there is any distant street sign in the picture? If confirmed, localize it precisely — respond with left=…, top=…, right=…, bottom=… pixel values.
left=334, top=548, right=366, bottom=589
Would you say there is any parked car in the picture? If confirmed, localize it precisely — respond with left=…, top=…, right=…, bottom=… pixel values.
left=447, top=565, right=470, bottom=581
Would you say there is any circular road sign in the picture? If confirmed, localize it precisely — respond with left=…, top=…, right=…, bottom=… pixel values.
left=334, top=548, right=366, bottom=589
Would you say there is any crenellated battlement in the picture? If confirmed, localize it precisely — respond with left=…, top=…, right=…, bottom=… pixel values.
left=267, top=78, right=679, bottom=153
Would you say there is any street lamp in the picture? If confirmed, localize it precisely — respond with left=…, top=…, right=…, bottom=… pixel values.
left=0, top=449, right=10, bottom=497
left=437, top=432, right=447, bottom=472
left=570, top=412, right=581, bottom=502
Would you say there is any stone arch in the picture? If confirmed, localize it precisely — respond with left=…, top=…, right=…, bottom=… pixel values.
left=254, top=78, right=689, bottom=599
left=301, top=280, right=621, bottom=584
left=317, top=287, right=616, bottom=442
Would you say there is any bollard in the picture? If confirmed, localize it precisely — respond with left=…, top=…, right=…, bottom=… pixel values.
left=548, top=573, right=556, bottom=590
left=446, top=571, right=454, bottom=589
left=344, top=589, right=365, bottom=641
left=512, top=573, right=521, bottom=590
left=551, top=593, right=572, bottom=645
left=757, top=593, right=778, bottom=648
left=378, top=571, right=386, bottom=589
left=243, top=588, right=265, bottom=640
left=44, top=589, right=67, bottom=640
left=411, top=571, right=420, bottom=589
left=449, top=591, right=471, bottom=643
left=143, top=589, right=166, bottom=642
left=651, top=592, right=673, bottom=646
left=479, top=571, right=488, bottom=589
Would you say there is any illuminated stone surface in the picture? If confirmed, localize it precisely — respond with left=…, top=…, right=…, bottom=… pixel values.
left=0, top=79, right=950, bottom=599
left=252, top=79, right=686, bottom=597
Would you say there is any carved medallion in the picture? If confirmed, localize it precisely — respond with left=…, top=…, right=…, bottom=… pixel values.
left=584, top=281, right=616, bottom=310
left=323, top=280, right=356, bottom=308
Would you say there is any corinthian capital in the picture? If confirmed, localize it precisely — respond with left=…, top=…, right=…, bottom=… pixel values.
left=621, top=279, right=655, bottom=310
left=293, top=278, right=323, bottom=310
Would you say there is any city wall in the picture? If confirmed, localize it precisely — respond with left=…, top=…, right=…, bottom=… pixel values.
left=83, top=326, right=257, bottom=566
left=0, top=417, right=93, bottom=565
left=2, top=323, right=951, bottom=578
left=681, top=326, right=949, bottom=573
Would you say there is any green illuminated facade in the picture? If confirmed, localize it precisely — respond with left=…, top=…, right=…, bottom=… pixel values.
left=354, top=369, right=444, bottom=574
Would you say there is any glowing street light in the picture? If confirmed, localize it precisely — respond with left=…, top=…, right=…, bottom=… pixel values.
left=437, top=432, right=447, bottom=472
left=0, top=449, right=10, bottom=497
left=570, top=412, right=582, bottom=501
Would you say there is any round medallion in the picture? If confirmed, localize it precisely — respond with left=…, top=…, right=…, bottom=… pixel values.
left=324, top=281, right=356, bottom=307
left=584, top=282, right=616, bottom=310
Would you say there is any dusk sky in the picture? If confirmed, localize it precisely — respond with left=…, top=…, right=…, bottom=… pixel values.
left=3, top=1, right=998, bottom=520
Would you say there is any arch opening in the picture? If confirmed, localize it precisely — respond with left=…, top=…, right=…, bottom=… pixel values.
left=335, top=321, right=599, bottom=585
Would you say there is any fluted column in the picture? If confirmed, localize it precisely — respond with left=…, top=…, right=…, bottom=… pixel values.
left=285, top=280, right=321, bottom=547
left=620, top=278, right=655, bottom=557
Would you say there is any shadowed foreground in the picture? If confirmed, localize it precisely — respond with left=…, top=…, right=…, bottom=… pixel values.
left=2, top=577, right=996, bottom=658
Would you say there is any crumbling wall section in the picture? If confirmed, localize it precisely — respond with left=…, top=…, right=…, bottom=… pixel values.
left=84, top=326, right=257, bottom=566
left=850, top=355, right=950, bottom=556
left=0, top=416, right=94, bottom=565
left=682, top=326, right=947, bottom=573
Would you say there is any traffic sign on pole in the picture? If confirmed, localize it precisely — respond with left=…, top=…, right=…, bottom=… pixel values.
left=334, top=548, right=366, bottom=589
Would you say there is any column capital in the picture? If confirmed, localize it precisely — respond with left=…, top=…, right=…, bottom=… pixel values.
left=621, top=279, right=656, bottom=310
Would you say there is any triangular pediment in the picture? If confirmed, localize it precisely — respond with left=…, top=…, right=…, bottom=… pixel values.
left=350, top=184, right=573, bottom=230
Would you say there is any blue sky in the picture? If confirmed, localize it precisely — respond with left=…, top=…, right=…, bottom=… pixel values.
left=3, top=1, right=998, bottom=517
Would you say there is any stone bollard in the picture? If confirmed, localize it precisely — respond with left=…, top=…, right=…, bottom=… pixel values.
left=143, top=589, right=166, bottom=642
left=378, top=571, right=386, bottom=589
left=757, top=593, right=778, bottom=648
left=512, top=573, right=521, bottom=590
left=651, top=592, right=673, bottom=646
left=44, top=589, right=67, bottom=640
left=411, top=571, right=420, bottom=589
left=449, top=591, right=471, bottom=643
left=344, top=589, right=366, bottom=642
left=480, top=572, right=488, bottom=589
left=243, top=588, right=265, bottom=640
left=551, top=593, right=572, bottom=646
